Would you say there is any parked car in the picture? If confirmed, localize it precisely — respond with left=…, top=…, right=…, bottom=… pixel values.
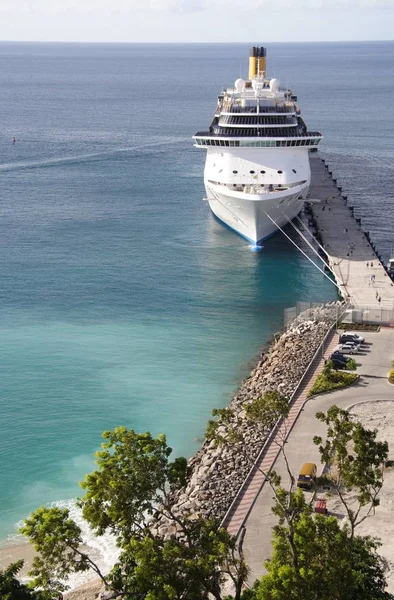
left=331, top=358, right=347, bottom=370
left=329, top=351, right=348, bottom=363
left=336, top=343, right=359, bottom=355
left=297, top=463, right=317, bottom=490
left=339, top=332, right=365, bottom=344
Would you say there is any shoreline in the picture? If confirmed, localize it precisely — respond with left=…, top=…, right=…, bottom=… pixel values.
left=1, top=302, right=343, bottom=590
left=154, top=301, right=343, bottom=534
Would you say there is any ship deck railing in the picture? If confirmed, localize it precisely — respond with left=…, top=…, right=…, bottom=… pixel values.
left=195, top=130, right=322, bottom=138
left=208, top=180, right=307, bottom=195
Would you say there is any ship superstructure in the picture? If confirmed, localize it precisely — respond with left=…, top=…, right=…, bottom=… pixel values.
left=193, top=47, right=323, bottom=245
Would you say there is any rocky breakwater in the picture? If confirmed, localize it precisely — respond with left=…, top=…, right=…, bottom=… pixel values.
left=154, top=302, right=344, bottom=537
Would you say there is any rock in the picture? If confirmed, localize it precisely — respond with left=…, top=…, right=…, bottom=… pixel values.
left=154, top=303, right=339, bottom=536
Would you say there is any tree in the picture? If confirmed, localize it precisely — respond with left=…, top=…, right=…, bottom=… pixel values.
left=206, top=391, right=290, bottom=449
left=21, top=428, right=248, bottom=600
left=245, top=504, right=393, bottom=600
left=313, top=405, right=389, bottom=538
left=241, top=404, right=392, bottom=600
left=0, top=561, right=46, bottom=600
left=21, top=507, right=111, bottom=594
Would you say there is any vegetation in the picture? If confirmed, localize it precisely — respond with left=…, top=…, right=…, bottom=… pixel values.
left=242, top=510, right=392, bottom=600
left=308, top=360, right=358, bottom=397
left=0, top=561, right=46, bottom=600
left=21, top=428, right=248, bottom=600
left=346, top=357, right=357, bottom=371
left=11, top=402, right=391, bottom=600
left=338, top=322, right=380, bottom=332
left=314, top=405, right=389, bottom=538
left=206, top=391, right=289, bottom=448
left=389, top=368, right=394, bottom=384
left=241, top=405, right=392, bottom=600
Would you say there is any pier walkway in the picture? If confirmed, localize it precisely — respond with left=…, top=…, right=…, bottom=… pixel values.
left=308, top=156, right=394, bottom=309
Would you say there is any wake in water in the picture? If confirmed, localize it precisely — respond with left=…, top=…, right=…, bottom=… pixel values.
left=0, top=137, right=189, bottom=173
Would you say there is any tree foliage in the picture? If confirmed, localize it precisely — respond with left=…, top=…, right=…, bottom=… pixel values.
left=314, top=405, right=389, bottom=536
left=80, top=427, right=189, bottom=542
left=206, top=391, right=289, bottom=449
left=21, top=506, right=110, bottom=593
left=21, top=428, right=247, bottom=600
left=17, top=405, right=393, bottom=600
left=240, top=404, right=392, bottom=600
left=0, top=561, right=46, bottom=600
left=245, top=506, right=393, bottom=600
left=244, top=391, right=289, bottom=430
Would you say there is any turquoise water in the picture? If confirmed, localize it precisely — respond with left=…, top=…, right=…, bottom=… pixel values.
left=1, top=42, right=393, bottom=541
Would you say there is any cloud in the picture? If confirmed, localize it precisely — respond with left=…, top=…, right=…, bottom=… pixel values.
left=208, top=0, right=394, bottom=10
left=2, top=0, right=392, bottom=16
left=147, top=0, right=206, bottom=12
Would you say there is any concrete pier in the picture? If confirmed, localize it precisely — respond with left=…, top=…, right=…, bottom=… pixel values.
left=308, top=155, right=394, bottom=309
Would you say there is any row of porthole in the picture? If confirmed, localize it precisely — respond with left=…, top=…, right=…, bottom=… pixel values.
left=232, top=169, right=297, bottom=175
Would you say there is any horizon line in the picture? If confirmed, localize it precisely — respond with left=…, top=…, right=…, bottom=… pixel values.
left=0, top=39, right=394, bottom=45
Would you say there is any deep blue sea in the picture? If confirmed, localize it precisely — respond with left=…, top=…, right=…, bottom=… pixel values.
left=0, top=42, right=393, bottom=548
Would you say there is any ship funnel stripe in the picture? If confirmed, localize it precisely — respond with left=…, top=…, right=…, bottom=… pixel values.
left=249, top=46, right=267, bottom=58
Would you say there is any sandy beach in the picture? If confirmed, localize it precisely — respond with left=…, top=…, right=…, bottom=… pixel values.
left=327, top=400, right=394, bottom=592
left=0, top=541, right=102, bottom=599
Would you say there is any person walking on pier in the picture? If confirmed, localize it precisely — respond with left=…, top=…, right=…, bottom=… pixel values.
left=367, top=262, right=369, bottom=268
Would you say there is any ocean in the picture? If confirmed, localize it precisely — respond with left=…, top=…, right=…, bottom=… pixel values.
left=0, top=41, right=393, bottom=567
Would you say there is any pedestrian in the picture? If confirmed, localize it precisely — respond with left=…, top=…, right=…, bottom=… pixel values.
left=376, top=291, right=379, bottom=299
left=367, top=262, right=369, bottom=267
left=371, top=262, right=374, bottom=267
left=378, top=296, right=381, bottom=304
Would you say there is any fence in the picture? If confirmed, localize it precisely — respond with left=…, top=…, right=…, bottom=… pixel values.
left=341, top=306, right=394, bottom=326
left=283, top=301, right=335, bottom=328
left=284, top=302, right=394, bottom=328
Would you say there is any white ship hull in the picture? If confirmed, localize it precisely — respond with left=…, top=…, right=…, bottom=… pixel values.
left=206, top=183, right=307, bottom=244
left=203, top=146, right=311, bottom=244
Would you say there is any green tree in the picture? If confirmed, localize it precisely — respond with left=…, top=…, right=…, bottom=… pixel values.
left=314, top=405, right=389, bottom=537
left=246, top=505, right=392, bottom=600
left=0, top=561, right=46, bottom=600
left=21, top=428, right=247, bottom=600
left=243, top=404, right=392, bottom=600
left=21, top=506, right=110, bottom=594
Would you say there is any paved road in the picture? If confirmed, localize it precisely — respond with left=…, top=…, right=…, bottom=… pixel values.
left=241, top=327, right=394, bottom=583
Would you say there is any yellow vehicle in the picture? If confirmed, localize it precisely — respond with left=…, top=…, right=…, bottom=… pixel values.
left=297, top=463, right=317, bottom=490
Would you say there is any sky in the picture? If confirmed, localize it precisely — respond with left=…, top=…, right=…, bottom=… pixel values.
left=0, top=0, right=393, bottom=43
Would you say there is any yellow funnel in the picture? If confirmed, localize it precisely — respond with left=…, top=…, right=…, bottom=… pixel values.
left=257, top=56, right=266, bottom=77
left=249, top=46, right=267, bottom=80
left=248, top=56, right=257, bottom=80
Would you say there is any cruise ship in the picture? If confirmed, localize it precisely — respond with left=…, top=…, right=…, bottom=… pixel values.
left=193, top=47, right=323, bottom=245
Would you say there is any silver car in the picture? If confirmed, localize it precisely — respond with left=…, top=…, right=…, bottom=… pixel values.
left=335, top=342, right=360, bottom=355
